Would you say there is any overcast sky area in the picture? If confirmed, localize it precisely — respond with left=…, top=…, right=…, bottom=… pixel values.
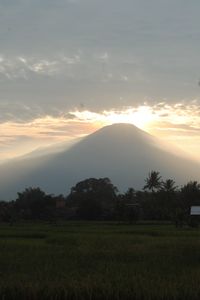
left=1, top=0, right=200, bottom=161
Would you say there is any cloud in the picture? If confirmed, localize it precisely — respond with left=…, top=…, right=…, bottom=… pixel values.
left=0, top=113, right=100, bottom=161
left=1, top=100, right=200, bottom=162
left=150, top=101, right=200, bottom=129
left=0, top=54, right=81, bottom=80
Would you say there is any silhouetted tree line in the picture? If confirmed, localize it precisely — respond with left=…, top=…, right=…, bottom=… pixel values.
left=1, top=171, right=200, bottom=226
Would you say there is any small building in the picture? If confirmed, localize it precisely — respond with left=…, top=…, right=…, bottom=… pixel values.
left=190, top=206, right=200, bottom=216
left=190, top=206, right=200, bottom=227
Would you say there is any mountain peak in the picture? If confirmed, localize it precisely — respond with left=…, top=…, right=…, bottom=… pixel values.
left=85, top=123, right=155, bottom=146
left=0, top=122, right=199, bottom=200
left=97, top=123, right=146, bottom=133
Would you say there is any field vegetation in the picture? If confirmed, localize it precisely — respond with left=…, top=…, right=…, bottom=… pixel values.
left=1, top=222, right=200, bottom=299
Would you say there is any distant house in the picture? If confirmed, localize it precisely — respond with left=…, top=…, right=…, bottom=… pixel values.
left=190, top=206, right=200, bottom=227
left=190, top=206, right=200, bottom=216
left=56, top=198, right=65, bottom=209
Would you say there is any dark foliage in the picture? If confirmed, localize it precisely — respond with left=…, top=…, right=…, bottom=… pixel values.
left=1, top=173, right=200, bottom=225
left=67, top=178, right=118, bottom=220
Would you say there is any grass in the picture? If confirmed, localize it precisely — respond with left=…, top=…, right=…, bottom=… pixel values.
left=0, top=222, right=200, bottom=299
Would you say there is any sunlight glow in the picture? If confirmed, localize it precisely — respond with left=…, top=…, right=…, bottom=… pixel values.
left=1, top=102, right=200, bottom=162
left=103, top=107, right=157, bottom=129
left=71, top=106, right=157, bottom=130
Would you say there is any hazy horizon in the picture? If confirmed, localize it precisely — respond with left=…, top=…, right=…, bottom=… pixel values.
left=0, top=122, right=199, bottom=165
left=0, top=123, right=199, bottom=200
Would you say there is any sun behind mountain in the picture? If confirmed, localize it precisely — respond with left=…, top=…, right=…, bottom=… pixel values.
left=0, top=123, right=199, bottom=200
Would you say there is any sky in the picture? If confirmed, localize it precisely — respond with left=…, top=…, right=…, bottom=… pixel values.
left=1, top=0, right=200, bottom=162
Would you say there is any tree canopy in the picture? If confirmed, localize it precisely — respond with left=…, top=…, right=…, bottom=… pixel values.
left=144, top=171, right=162, bottom=192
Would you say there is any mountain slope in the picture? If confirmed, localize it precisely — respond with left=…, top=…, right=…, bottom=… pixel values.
left=0, top=123, right=199, bottom=200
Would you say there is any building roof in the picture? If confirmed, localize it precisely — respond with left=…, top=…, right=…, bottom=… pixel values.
left=190, top=206, right=200, bottom=215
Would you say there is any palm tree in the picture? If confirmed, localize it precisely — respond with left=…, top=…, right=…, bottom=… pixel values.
left=144, top=171, right=162, bottom=193
left=161, top=179, right=177, bottom=193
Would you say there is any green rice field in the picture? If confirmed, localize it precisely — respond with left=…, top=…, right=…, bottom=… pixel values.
left=0, top=222, right=200, bottom=299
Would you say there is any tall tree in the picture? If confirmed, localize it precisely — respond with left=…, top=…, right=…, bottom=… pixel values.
left=67, top=178, right=118, bottom=220
left=16, top=187, right=49, bottom=219
left=161, top=179, right=177, bottom=193
left=144, top=171, right=162, bottom=193
left=158, top=179, right=178, bottom=220
left=181, top=181, right=200, bottom=210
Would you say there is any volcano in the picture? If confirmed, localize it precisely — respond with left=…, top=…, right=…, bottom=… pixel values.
left=0, top=123, right=199, bottom=200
